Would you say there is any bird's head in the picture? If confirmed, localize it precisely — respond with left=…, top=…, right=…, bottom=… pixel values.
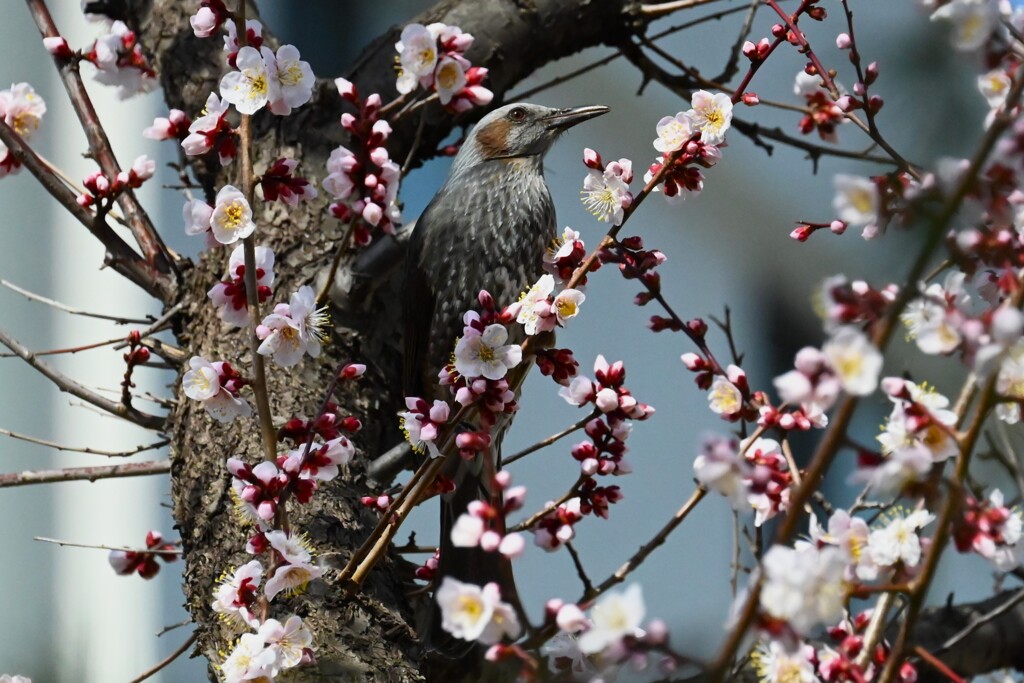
left=453, top=102, right=609, bottom=171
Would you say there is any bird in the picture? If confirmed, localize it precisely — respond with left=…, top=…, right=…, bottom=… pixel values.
left=404, top=102, right=609, bottom=656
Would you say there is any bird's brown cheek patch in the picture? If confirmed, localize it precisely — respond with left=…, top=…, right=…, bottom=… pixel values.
left=475, top=118, right=513, bottom=158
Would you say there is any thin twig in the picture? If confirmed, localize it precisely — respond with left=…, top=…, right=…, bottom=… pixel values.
left=565, top=541, right=595, bottom=595
left=156, top=619, right=193, bottom=637
left=34, top=535, right=181, bottom=555
left=0, top=459, right=170, bottom=487
left=0, top=119, right=164, bottom=299
left=503, top=412, right=596, bottom=466
left=937, top=586, right=1024, bottom=654
left=1, top=279, right=154, bottom=324
left=128, top=632, right=198, bottom=683
left=0, top=428, right=168, bottom=458
left=0, top=327, right=164, bottom=429
left=641, top=0, right=727, bottom=19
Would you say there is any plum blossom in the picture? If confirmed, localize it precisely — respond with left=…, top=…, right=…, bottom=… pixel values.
left=211, top=559, right=262, bottom=628
left=399, top=397, right=449, bottom=457
left=220, top=46, right=277, bottom=115
left=580, top=157, right=633, bottom=225
left=534, top=497, right=584, bottom=550
left=264, top=530, right=323, bottom=601
left=512, top=274, right=586, bottom=335
left=89, top=21, right=157, bottom=98
left=394, top=22, right=492, bottom=111
left=752, top=640, right=817, bottom=683
left=901, top=272, right=970, bottom=355
left=210, top=185, right=256, bottom=244
left=576, top=584, right=646, bottom=654
left=687, top=89, right=733, bottom=145
left=995, top=341, right=1024, bottom=423
left=794, top=71, right=847, bottom=143
left=693, top=433, right=750, bottom=508
left=229, top=458, right=287, bottom=522
left=810, top=509, right=873, bottom=581
left=707, top=369, right=745, bottom=419
left=930, top=0, right=1006, bottom=51
left=144, top=109, right=190, bottom=140
left=257, top=286, right=330, bottom=368
left=822, top=326, right=883, bottom=396
left=979, top=69, right=1012, bottom=111
left=865, top=509, right=935, bottom=577
left=833, top=174, right=880, bottom=238
left=454, top=324, right=522, bottom=380
left=260, top=158, right=317, bottom=206
left=207, top=244, right=275, bottom=326
left=265, top=45, right=315, bottom=115
left=281, top=435, right=355, bottom=483
left=259, top=615, right=313, bottom=669
left=182, top=356, right=252, bottom=422
left=874, top=379, right=959, bottom=489
left=760, top=542, right=847, bottom=635
left=0, top=82, right=46, bottom=178
left=436, top=578, right=519, bottom=643
left=181, top=92, right=236, bottom=164
left=220, top=632, right=279, bottom=683
left=395, top=24, right=438, bottom=93
left=653, top=111, right=695, bottom=153
left=434, top=56, right=467, bottom=105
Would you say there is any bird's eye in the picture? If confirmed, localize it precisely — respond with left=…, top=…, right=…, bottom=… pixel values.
left=508, top=107, right=527, bottom=122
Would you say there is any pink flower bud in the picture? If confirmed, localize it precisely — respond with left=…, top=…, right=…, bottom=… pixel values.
left=836, top=32, right=851, bottom=49
left=43, top=36, right=73, bottom=58
left=335, top=77, right=357, bottom=101
left=583, top=147, right=602, bottom=169
left=741, top=92, right=760, bottom=106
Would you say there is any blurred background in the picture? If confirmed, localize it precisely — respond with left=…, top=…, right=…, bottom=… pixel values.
left=0, top=1, right=1013, bottom=680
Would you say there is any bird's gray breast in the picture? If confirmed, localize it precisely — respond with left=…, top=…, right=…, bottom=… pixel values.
left=414, top=157, right=556, bottom=372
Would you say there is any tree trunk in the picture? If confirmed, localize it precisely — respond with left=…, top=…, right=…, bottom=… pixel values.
left=119, top=0, right=642, bottom=679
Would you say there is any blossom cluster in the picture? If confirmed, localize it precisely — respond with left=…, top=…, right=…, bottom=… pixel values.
left=207, top=244, right=274, bottom=327
left=432, top=291, right=523, bottom=435
left=858, top=378, right=958, bottom=494
left=324, top=79, right=403, bottom=244
left=76, top=154, right=155, bottom=208
left=208, top=366, right=365, bottom=683
left=394, top=23, right=493, bottom=111
left=0, top=82, right=46, bottom=178
left=84, top=21, right=157, bottom=99
left=449, top=470, right=527, bottom=559
left=534, top=356, right=652, bottom=549
left=694, top=434, right=793, bottom=527
left=645, top=90, right=732, bottom=203
left=765, top=326, right=883, bottom=430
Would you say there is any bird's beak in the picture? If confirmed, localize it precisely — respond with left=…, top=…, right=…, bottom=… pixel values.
left=543, top=105, right=610, bottom=131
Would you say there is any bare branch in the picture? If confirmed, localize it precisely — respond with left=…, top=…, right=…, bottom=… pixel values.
left=0, top=459, right=170, bottom=487
left=34, top=535, right=181, bottom=555
left=128, top=632, right=198, bottom=683
left=1, top=279, right=155, bottom=324
left=0, top=427, right=168, bottom=458
left=24, top=0, right=180, bottom=303
left=503, top=411, right=597, bottom=466
left=0, top=120, right=168, bottom=299
left=0, top=327, right=164, bottom=430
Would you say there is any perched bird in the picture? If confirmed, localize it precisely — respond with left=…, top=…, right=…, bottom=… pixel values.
left=404, top=102, right=608, bottom=654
